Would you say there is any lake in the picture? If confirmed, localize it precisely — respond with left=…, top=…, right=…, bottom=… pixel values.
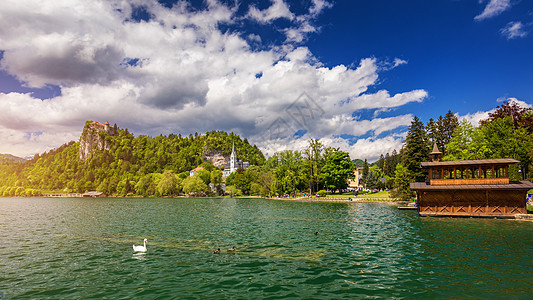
left=1, top=197, right=532, bottom=299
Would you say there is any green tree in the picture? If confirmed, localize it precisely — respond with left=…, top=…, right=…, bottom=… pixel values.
left=303, top=139, right=324, bottom=193
left=402, top=116, right=430, bottom=182
left=321, top=151, right=354, bottom=191
left=135, top=174, right=153, bottom=196
left=361, top=159, right=369, bottom=188
left=225, top=185, right=242, bottom=197
left=157, top=170, right=180, bottom=196
left=182, top=175, right=209, bottom=196
left=365, top=170, right=378, bottom=190
left=435, top=110, right=459, bottom=155
left=444, top=119, right=492, bottom=161
left=391, top=163, right=414, bottom=201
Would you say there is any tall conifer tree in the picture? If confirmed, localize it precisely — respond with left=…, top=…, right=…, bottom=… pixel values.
left=402, top=116, right=430, bottom=182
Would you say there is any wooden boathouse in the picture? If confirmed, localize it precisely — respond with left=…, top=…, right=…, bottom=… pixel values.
left=410, top=144, right=533, bottom=218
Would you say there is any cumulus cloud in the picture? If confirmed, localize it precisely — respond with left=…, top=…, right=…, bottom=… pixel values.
left=500, top=21, right=528, bottom=39
left=458, top=97, right=532, bottom=127
left=247, top=0, right=294, bottom=23
left=0, top=0, right=427, bottom=160
left=475, top=0, right=511, bottom=21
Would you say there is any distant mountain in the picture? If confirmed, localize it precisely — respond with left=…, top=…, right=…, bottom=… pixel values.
left=352, top=159, right=364, bottom=168
left=0, top=153, right=26, bottom=163
left=352, top=158, right=379, bottom=168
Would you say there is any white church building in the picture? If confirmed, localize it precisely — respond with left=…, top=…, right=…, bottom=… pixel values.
left=222, top=141, right=249, bottom=178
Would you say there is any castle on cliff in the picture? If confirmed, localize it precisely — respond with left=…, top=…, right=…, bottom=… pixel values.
left=79, top=121, right=116, bottom=160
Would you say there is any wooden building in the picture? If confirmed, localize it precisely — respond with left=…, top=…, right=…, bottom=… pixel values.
left=410, top=144, right=533, bottom=218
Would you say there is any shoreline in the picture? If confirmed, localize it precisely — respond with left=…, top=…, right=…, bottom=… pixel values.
left=268, top=196, right=398, bottom=204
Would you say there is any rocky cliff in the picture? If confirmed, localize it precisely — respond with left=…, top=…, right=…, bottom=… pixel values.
left=79, top=121, right=116, bottom=160
left=202, top=150, right=228, bottom=168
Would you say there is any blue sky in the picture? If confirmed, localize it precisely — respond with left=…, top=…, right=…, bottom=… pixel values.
left=0, top=0, right=531, bottom=160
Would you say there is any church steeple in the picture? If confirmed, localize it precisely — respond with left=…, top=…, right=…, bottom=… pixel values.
left=230, top=140, right=236, bottom=173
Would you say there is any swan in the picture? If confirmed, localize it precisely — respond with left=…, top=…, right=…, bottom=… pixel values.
left=133, top=239, right=147, bottom=252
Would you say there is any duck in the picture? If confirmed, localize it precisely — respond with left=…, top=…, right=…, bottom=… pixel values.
left=213, top=248, right=221, bottom=254
left=314, top=231, right=319, bottom=235
left=227, top=246, right=235, bottom=252
left=133, top=239, right=147, bottom=252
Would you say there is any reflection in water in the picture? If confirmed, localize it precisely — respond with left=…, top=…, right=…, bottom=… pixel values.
left=132, top=252, right=146, bottom=261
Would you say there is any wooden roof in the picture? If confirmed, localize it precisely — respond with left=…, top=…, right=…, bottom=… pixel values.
left=190, top=166, right=204, bottom=172
left=410, top=180, right=533, bottom=191
left=430, top=143, right=442, bottom=155
left=420, top=158, right=519, bottom=168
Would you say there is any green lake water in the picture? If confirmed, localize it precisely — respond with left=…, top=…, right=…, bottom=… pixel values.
left=1, top=197, right=532, bottom=299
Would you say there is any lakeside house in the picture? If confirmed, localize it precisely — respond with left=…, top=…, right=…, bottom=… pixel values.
left=190, top=166, right=204, bottom=177
left=410, top=144, right=533, bottom=218
left=347, top=167, right=364, bottom=190
left=222, top=141, right=249, bottom=178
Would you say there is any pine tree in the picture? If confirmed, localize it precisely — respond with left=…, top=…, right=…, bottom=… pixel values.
left=383, top=152, right=392, bottom=176
left=426, top=118, right=437, bottom=143
left=362, top=159, right=369, bottom=188
left=402, top=116, right=430, bottom=182
left=366, top=170, right=378, bottom=190
left=377, top=154, right=385, bottom=171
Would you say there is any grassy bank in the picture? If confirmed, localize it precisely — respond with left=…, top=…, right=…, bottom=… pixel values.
left=322, top=191, right=392, bottom=199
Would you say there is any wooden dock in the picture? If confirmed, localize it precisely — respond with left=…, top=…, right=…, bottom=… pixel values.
left=397, top=201, right=417, bottom=210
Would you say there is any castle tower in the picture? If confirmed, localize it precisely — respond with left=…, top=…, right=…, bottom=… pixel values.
left=230, top=140, right=237, bottom=173
left=104, top=121, right=110, bottom=133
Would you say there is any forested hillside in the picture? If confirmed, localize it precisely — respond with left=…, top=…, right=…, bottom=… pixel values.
left=0, top=121, right=264, bottom=196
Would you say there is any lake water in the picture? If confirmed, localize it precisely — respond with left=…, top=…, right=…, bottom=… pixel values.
left=1, top=197, right=532, bottom=299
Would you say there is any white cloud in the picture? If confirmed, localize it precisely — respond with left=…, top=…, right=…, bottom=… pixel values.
left=500, top=21, right=528, bottom=39
left=0, top=0, right=427, bottom=160
left=309, top=0, right=333, bottom=18
left=458, top=97, right=532, bottom=126
left=475, top=0, right=511, bottom=21
left=507, top=97, right=532, bottom=108
left=459, top=110, right=491, bottom=126
left=247, top=0, right=294, bottom=24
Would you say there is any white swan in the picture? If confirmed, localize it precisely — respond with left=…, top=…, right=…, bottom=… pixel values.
left=133, top=239, right=147, bottom=252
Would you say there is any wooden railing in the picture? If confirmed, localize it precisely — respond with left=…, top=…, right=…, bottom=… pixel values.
left=430, top=178, right=509, bottom=185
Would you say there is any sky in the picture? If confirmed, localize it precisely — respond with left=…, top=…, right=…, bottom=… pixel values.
left=0, top=0, right=532, bottom=161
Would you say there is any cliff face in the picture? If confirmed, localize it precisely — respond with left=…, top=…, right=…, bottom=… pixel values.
left=79, top=121, right=116, bottom=160
left=202, top=150, right=228, bottom=168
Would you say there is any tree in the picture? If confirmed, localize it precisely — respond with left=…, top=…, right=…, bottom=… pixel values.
left=259, top=171, right=276, bottom=197
left=481, top=116, right=532, bottom=179
left=135, top=174, right=153, bottom=196
left=426, top=118, right=438, bottom=143
left=225, top=185, right=242, bottom=197
left=182, top=175, right=209, bottom=196
left=210, top=169, right=221, bottom=185
left=362, top=159, right=369, bottom=188
left=444, top=119, right=492, bottom=161
left=303, top=139, right=324, bottom=193
left=391, top=163, right=414, bottom=201
left=321, top=151, right=354, bottom=191
left=365, top=170, right=378, bottom=190
left=377, top=154, right=385, bottom=171
left=481, top=100, right=533, bottom=131
left=436, top=110, right=459, bottom=155
left=402, top=116, right=430, bottom=182
left=157, top=170, right=180, bottom=196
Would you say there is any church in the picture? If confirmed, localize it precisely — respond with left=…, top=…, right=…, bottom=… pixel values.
left=222, top=141, right=249, bottom=178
